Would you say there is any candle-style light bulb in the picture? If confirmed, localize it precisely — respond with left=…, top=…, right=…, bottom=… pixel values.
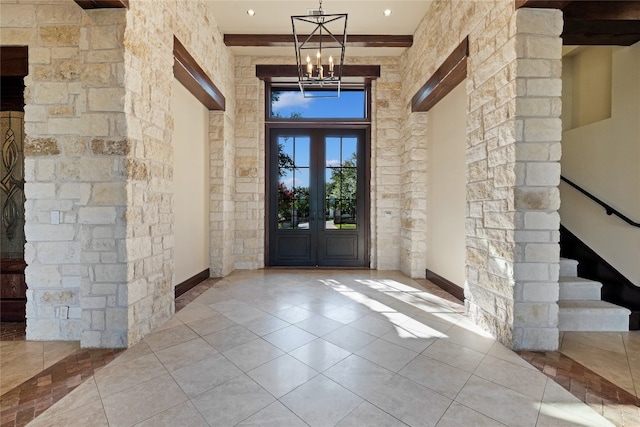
left=329, top=56, right=334, bottom=73
left=306, top=55, right=312, bottom=75
left=316, top=50, right=321, bottom=68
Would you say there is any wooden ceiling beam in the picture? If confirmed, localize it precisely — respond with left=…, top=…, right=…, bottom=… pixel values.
left=225, top=34, right=412, bottom=49
left=256, top=64, right=380, bottom=80
left=74, top=0, right=128, bottom=9
left=0, top=46, right=28, bottom=77
left=173, top=37, right=225, bottom=111
left=411, top=37, right=468, bottom=113
left=515, top=0, right=572, bottom=9
left=563, top=1, right=640, bottom=20
left=515, top=0, right=640, bottom=46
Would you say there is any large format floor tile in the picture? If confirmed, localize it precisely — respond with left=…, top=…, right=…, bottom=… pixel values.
left=2, top=270, right=635, bottom=426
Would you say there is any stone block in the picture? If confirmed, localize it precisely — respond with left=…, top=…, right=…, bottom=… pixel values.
left=512, top=326, right=558, bottom=351
left=39, top=25, right=81, bottom=47
left=82, top=296, right=107, bottom=309
left=523, top=211, right=559, bottom=230
left=91, top=138, right=129, bottom=155
left=101, top=330, right=127, bottom=348
left=24, top=224, right=75, bottom=242
left=524, top=118, right=562, bottom=142
left=59, top=183, right=91, bottom=205
left=82, top=63, right=113, bottom=87
left=88, top=88, right=124, bottom=112
left=525, top=162, right=560, bottom=186
left=517, top=59, right=552, bottom=78
left=514, top=262, right=549, bottom=281
left=91, top=311, right=105, bottom=330
left=94, top=264, right=126, bottom=282
left=24, top=137, right=60, bottom=156
left=517, top=282, right=559, bottom=302
left=1, top=5, right=37, bottom=28
left=92, top=183, right=126, bottom=205
left=24, top=182, right=56, bottom=199
left=524, top=35, right=562, bottom=60
left=47, top=118, right=82, bottom=135
left=36, top=5, right=82, bottom=24
left=524, top=243, right=559, bottom=263
left=106, top=308, right=128, bottom=330
left=27, top=319, right=62, bottom=341
left=37, top=242, right=80, bottom=264
left=90, top=25, right=122, bottom=50
left=37, top=289, right=76, bottom=305
left=79, top=207, right=116, bottom=224
left=81, top=330, right=102, bottom=348
left=527, top=78, right=561, bottom=97
left=516, top=8, right=563, bottom=37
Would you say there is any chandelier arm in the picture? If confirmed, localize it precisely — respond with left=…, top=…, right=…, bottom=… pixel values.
left=291, top=1, right=347, bottom=98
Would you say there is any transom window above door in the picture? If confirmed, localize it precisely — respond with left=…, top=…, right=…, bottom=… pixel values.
left=269, top=88, right=367, bottom=119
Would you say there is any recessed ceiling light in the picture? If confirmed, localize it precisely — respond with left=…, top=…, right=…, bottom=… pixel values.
left=383, top=9, right=392, bottom=17
left=247, top=9, right=255, bottom=16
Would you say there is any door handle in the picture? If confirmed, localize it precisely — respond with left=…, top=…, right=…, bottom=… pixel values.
left=310, top=211, right=316, bottom=221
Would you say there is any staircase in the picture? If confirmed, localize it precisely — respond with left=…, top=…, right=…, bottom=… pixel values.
left=558, top=258, right=630, bottom=331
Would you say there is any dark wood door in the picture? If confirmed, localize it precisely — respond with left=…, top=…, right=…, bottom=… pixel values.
left=268, top=128, right=367, bottom=267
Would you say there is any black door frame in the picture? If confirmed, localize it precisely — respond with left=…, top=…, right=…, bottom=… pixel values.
left=265, top=122, right=371, bottom=267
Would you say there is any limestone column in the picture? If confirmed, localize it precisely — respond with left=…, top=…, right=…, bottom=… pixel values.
left=465, top=7, right=563, bottom=350
left=400, top=112, right=428, bottom=278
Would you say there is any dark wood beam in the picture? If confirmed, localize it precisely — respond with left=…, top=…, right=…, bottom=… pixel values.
left=411, top=37, right=468, bottom=113
left=563, top=19, right=640, bottom=45
left=515, top=0, right=572, bottom=9
left=1, top=46, right=28, bottom=111
left=173, top=37, right=226, bottom=111
left=516, top=0, right=640, bottom=46
left=563, top=1, right=640, bottom=20
left=255, top=64, right=380, bottom=80
left=74, top=0, right=128, bottom=9
left=0, top=46, right=28, bottom=77
left=225, top=34, right=413, bottom=49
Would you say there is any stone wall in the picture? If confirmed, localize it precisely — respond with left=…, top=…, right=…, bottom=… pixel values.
left=401, top=1, right=562, bottom=350
left=3, top=0, right=234, bottom=347
left=2, top=1, right=128, bottom=344
left=369, top=57, right=404, bottom=271
left=121, top=0, right=235, bottom=346
left=511, top=8, right=563, bottom=349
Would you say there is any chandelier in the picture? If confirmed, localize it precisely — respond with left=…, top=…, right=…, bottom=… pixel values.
left=291, top=0, right=347, bottom=97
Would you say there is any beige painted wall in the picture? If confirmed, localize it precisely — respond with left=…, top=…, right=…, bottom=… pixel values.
left=171, top=80, right=210, bottom=285
left=426, top=82, right=467, bottom=287
left=561, top=43, right=640, bottom=285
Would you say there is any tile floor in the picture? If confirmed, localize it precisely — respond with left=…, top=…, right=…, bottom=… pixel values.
left=0, top=340, right=80, bottom=396
left=1, top=269, right=638, bottom=426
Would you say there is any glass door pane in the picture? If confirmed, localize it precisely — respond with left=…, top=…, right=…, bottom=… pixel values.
left=325, top=136, right=358, bottom=230
left=277, top=135, right=310, bottom=230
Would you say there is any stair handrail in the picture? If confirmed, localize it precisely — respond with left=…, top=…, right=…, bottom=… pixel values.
left=560, top=175, right=640, bottom=228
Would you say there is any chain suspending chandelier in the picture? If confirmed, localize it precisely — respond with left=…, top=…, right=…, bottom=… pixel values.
left=291, top=0, right=347, bottom=97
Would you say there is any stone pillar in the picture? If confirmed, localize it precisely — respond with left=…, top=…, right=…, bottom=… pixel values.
left=209, top=109, right=236, bottom=276
left=372, top=58, right=403, bottom=271
left=465, top=7, right=563, bottom=350
left=78, top=9, right=128, bottom=348
left=400, top=112, right=428, bottom=277
left=233, top=56, right=262, bottom=270
left=19, top=5, right=128, bottom=346
left=512, top=8, right=563, bottom=350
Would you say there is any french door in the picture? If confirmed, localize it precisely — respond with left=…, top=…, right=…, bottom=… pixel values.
left=268, top=128, right=368, bottom=267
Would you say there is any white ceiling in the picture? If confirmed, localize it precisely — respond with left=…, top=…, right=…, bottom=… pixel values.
left=206, top=0, right=433, bottom=56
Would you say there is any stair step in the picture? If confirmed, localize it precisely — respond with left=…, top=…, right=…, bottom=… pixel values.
left=560, top=258, right=579, bottom=277
left=558, top=300, right=630, bottom=332
left=559, top=276, right=602, bottom=301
